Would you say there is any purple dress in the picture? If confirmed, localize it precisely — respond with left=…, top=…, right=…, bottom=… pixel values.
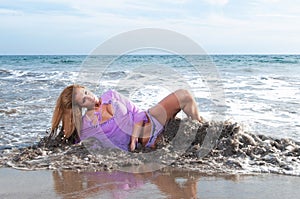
left=80, top=90, right=154, bottom=151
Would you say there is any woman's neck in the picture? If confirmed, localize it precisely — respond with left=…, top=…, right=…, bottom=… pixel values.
left=86, top=98, right=101, bottom=117
left=95, top=98, right=101, bottom=108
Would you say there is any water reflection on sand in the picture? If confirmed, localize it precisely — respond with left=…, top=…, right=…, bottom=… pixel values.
left=53, top=167, right=240, bottom=199
left=1, top=167, right=299, bottom=198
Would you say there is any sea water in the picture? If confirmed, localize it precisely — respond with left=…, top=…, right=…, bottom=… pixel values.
left=0, top=55, right=299, bottom=150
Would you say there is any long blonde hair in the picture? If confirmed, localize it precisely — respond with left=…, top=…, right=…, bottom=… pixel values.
left=51, top=85, right=83, bottom=139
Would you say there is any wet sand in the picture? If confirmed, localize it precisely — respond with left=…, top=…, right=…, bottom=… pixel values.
left=0, top=167, right=299, bottom=199
left=1, top=119, right=300, bottom=198
left=2, top=119, right=299, bottom=175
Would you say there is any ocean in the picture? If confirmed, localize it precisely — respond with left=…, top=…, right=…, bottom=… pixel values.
left=0, top=54, right=300, bottom=150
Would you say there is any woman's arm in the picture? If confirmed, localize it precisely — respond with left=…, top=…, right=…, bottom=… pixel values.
left=110, top=90, right=147, bottom=123
left=110, top=90, right=148, bottom=151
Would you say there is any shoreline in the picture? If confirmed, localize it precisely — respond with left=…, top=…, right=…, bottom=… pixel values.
left=1, top=119, right=300, bottom=176
left=0, top=167, right=299, bottom=199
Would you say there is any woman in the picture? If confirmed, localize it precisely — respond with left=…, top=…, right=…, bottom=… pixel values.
left=51, top=85, right=202, bottom=151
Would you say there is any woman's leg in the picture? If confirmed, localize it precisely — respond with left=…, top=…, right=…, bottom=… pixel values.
left=149, top=89, right=202, bottom=126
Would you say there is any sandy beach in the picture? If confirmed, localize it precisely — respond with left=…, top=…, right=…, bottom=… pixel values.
left=1, top=119, right=299, bottom=198
left=1, top=167, right=299, bottom=199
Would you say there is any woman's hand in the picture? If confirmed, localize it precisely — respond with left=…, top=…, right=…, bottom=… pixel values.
left=129, top=121, right=144, bottom=151
left=85, top=110, right=98, bottom=125
left=130, top=136, right=139, bottom=151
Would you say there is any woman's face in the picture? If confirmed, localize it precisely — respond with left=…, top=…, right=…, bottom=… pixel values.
left=74, top=87, right=99, bottom=109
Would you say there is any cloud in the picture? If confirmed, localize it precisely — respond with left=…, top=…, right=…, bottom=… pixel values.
left=204, top=0, right=229, bottom=6
left=0, top=8, right=23, bottom=15
left=0, top=0, right=300, bottom=54
left=259, top=0, right=280, bottom=2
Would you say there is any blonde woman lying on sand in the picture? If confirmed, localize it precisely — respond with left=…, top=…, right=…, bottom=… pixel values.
left=51, top=85, right=202, bottom=151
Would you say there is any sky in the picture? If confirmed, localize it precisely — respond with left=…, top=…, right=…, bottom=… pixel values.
left=0, top=0, right=300, bottom=54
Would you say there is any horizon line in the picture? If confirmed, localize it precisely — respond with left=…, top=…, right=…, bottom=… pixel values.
left=1, top=53, right=300, bottom=56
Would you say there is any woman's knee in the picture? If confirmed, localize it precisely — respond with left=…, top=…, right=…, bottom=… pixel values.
left=175, top=89, right=194, bottom=106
